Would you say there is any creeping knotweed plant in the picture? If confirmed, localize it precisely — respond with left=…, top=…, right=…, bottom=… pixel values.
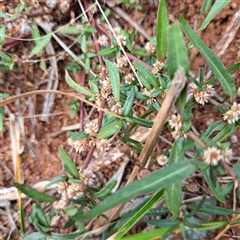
left=5, top=1, right=240, bottom=239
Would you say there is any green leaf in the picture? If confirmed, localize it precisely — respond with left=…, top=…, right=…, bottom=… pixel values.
left=125, top=116, right=153, bottom=128
left=122, top=87, right=135, bottom=116
left=58, top=147, right=79, bottom=178
left=198, top=0, right=230, bottom=31
left=206, top=62, right=240, bottom=86
left=186, top=204, right=240, bottom=215
left=97, top=47, right=118, bottom=57
left=167, top=23, right=189, bottom=79
left=44, top=175, right=68, bottom=190
left=156, top=0, right=169, bottom=60
left=93, top=180, right=117, bottom=198
left=74, top=160, right=196, bottom=221
left=134, top=61, right=159, bottom=88
left=164, top=137, right=184, bottom=220
left=97, top=120, right=123, bottom=139
left=14, top=183, right=55, bottom=202
left=51, top=230, right=85, bottom=240
left=81, top=35, right=87, bottom=54
left=121, top=226, right=180, bottom=240
left=185, top=196, right=205, bottom=218
left=105, top=60, right=120, bottom=101
left=212, top=124, right=235, bottom=142
left=180, top=16, right=236, bottom=97
left=65, top=70, right=94, bottom=96
left=68, top=131, right=88, bottom=140
left=32, top=203, right=49, bottom=228
left=89, top=80, right=99, bottom=94
left=201, top=120, right=225, bottom=140
left=201, top=167, right=225, bottom=203
left=0, top=25, right=6, bottom=46
left=21, top=232, right=48, bottom=240
left=200, top=0, right=213, bottom=15
left=31, top=34, right=52, bottom=55
left=114, top=190, right=164, bottom=239
left=233, top=164, right=240, bottom=180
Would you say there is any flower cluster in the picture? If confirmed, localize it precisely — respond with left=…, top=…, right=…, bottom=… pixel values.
left=53, top=169, right=96, bottom=210
left=115, top=55, right=128, bottom=73
left=124, top=73, right=135, bottom=84
left=98, top=34, right=108, bottom=47
left=202, top=147, right=232, bottom=166
left=145, top=42, right=156, bottom=54
left=156, top=155, right=168, bottom=166
left=189, top=83, right=215, bottom=105
left=168, top=114, right=185, bottom=139
left=152, top=60, right=164, bottom=77
left=223, top=102, right=240, bottom=124
left=142, top=88, right=155, bottom=105
left=68, top=121, right=111, bottom=157
left=116, top=34, right=126, bottom=46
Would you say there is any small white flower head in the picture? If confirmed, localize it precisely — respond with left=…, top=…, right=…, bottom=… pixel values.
left=145, top=42, right=156, bottom=54
left=117, top=34, right=126, bottom=46
left=73, top=139, right=90, bottom=153
left=142, top=88, right=155, bottom=105
left=230, top=102, right=240, bottom=114
left=57, top=181, right=68, bottom=194
left=111, top=101, right=122, bottom=114
left=125, top=73, right=135, bottom=84
left=223, top=109, right=239, bottom=124
left=116, top=55, right=128, bottom=73
left=79, top=169, right=96, bottom=186
left=85, top=122, right=98, bottom=137
left=221, top=148, right=232, bottom=163
left=194, top=90, right=210, bottom=105
left=98, top=35, right=108, bottom=47
left=96, top=138, right=111, bottom=154
left=203, top=147, right=222, bottom=166
left=67, top=183, right=85, bottom=199
left=95, top=93, right=103, bottom=107
left=153, top=61, right=164, bottom=71
left=156, top=155, right=168, bottom=166
left=171, top=128, right=185, bottom=140
left=151, top=68, right=160, bottom=77
left=168, top=114, right=183, bottom=130
left=188, top=82, right=198, bottom=96
left=205, top=85, right=215, bottom=97
left=53, top=197, right=69, bottom=210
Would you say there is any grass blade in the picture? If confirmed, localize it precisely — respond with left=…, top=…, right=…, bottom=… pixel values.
left=198, top=0, right=230, bottom=31
left=156, top=0, right=169, bottom=60
left=113, top=190, right=164, bottom=239
left=74, top=160, right=196, bottom=221
left=180, top=16, right=236, bottom=97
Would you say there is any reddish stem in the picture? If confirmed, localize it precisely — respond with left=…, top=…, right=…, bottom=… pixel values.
left=125, top=52, right=153, bottom=70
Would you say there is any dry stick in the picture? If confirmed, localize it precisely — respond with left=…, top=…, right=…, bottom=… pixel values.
left=0, top=90, right=124, bottom=120
left=214, top=214, right=240, bottom=240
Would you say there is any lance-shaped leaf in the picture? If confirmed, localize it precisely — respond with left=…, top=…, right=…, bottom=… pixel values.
left=156, top=0, right=169, bottom=60
left=180, top=16, right=236, bottom=97
left=97, top=120, right=123, bottom=139
left=74, top=160, right=196, bottom=221
left=31, top=33, right=52, bottom=55
left=167, top=24, right=189, bottom=79
left=58, top=147, right=79, bottom=178
left=164, top=137, right=185, bottom=220
left=65, top=70, right=94, bottom=96
left=122, top=87, right=135, bottom=116
left=198, top=0, right=230, bottom=31
left=14, top=183, right=55, bottom=202
left=200, top=0, right=213, bottom=15
left=105, top=60, right=120, bottom=102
